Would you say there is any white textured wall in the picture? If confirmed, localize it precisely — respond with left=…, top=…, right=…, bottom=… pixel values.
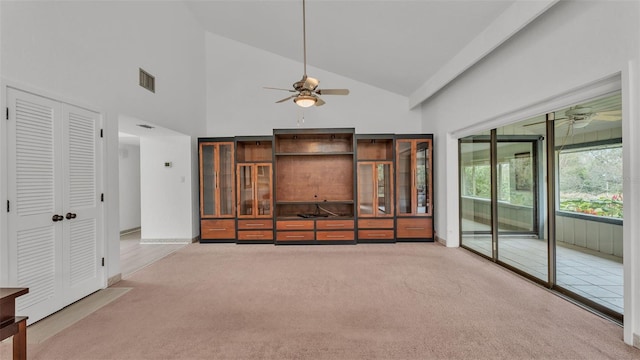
left=421, top=0, right=639, bottom=346
left=205, top=32, right=422, bottom=136
left=118, top=143, right=141, bottom=232
left=140, top=136, right=193, bottom=240
left=0, top=1, right=206, bottom=280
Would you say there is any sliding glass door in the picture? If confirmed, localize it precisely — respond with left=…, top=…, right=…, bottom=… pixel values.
left=553, top=93, right=623, bottom=318
left=460, top=133, right=543, bottom=278
left=458, top=91, right=623, bottom=321
left=495, top=140, right=546, bottom=281
left=459, top=135, right=492, bottom=257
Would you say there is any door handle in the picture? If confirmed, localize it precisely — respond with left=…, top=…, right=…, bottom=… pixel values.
left=66, top=213, right=77, bottom=220
left=52, top=214, right=64, bottom=222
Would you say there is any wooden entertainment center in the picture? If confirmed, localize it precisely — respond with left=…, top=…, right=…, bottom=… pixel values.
left=199, top=128, right=433, bottom=244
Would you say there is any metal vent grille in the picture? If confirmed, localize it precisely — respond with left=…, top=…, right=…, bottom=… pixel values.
left=139, top=68, right=155, bottom=93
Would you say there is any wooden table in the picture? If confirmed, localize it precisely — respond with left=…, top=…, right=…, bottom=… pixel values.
left=0, top=288, right=29, bottom=360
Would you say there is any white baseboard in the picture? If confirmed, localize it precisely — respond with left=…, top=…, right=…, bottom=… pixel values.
left=120, top=227, right=141, bottom=235
left=107, top=273, right=121, bottom=287
left=139, top=239, right=191, bottom=244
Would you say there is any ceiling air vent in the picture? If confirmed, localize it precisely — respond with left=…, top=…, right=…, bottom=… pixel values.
left=139, top=68, right=155, bottom=93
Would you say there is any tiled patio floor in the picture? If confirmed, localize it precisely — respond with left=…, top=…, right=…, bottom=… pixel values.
left=463, top=234, right=623, bottom=314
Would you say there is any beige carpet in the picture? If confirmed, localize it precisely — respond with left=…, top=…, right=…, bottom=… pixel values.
left=26, top=288, right=131, bottom=344
left=8, top=243, right=640, bottom=359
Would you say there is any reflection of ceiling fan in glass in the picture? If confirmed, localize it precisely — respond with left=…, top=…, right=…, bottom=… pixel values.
left=524, top=105, right=621, bottom=129
left=558, top=106, right=621, bottom=128
left=263, top=0, right=349, bottom=107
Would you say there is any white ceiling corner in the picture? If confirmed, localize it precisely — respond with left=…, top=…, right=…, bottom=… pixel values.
left=184, top=0, right=558, bottom=109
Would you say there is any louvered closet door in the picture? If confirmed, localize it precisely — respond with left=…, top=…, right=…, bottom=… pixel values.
left=6, top=88, right=103, bottom=323
left=61, top=104, right=102, bottom=304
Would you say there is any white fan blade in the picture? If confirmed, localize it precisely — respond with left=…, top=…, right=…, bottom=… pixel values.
left=276, top=95, right=296, bottom=103
left=592, top=114, right=621, bottom=121
left=592, top=110, right=621, bottom=121
left=598, top=109, right=622, bottom=115
left=316, top=89, right=349, bottom=95
left=264, top=87, right=296, bottom=92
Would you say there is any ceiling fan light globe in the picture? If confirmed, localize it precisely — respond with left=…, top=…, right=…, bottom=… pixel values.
left=572, top=119, right=592, bottom=129
left=295, top=95, right=317, bottom=108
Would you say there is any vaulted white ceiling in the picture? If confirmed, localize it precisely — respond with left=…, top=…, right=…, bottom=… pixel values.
left=184, top=0, right=547, bottom=102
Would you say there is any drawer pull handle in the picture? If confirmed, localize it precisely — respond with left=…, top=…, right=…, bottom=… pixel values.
left=406, top=227, right=424, bottom=230
left=286, top=235, right=305, bottom=239
left=246, top=234, right=264, bottom=238
left=368, top=234, right=386, bottom=237
left=285, top=224, right=304, bottom=228
left=208, top=228, right=227, bottom=231
left=327, top=235, right=345, bottom=238
left=326, top=224, right=344, bottom=227
left=246, top=223, right=264, bottom=227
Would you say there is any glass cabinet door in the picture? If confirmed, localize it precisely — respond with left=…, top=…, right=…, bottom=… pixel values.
left=238, top=164, right=254, bottom=216
left=358, top=162, right=393, bottom=217
left=200, top=143, right=217, bottom=217
left=376, top=162, right=393, bottom=216
left=358, top=163, right=375, bottom=216
left=416, top=141, right=429, bottom=215
left=397, top=141, right=413, bottom=215
left=218, top=143, right=235, bottom=216
left=396, top=139, right=431, bottom=216
left=237, top=163, right=272, bottom=218
left=256, top=164, right=272, bottom=217
left=199, top=142, right=235, bottom=218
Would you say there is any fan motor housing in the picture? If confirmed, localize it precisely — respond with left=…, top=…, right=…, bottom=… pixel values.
left=565, top=106, right=592, bottom=117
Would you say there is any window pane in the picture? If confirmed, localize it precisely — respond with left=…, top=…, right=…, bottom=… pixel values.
left=558, top=146, right=623, bottom=219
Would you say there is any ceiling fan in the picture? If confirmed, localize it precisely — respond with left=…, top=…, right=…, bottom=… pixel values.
left=524, top=106, right=621, bottom=129
left=264, top=0, right=349, bottom=107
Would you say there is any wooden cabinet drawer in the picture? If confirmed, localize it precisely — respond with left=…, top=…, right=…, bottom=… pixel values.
left=276, top=220, right=314, bottom=231
left=316, top=219, right=354, bottom=230
left=316, top=231, right=355, bottom=241
left=397, top=218, right=432, bottom=238
left=358, top=230, right=394, bottom=240
left=276, top=231, right=314, bottom=241
left=238, top=219, right=273, bottom=230
left=201, top=220, right=236, bottom=239
left=237, top=230, right=273, bottom=241
left=358, top=219, right=394, bottom=229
